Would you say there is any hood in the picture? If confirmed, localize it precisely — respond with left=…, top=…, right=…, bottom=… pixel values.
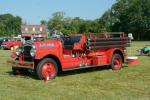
left=33, top=40, right=62, bottom=49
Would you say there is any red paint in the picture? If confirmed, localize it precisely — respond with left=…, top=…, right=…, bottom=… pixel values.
left=113, top=56, right=122, bottom=70
left=93, top=56, right=107, bottom=65
left=2, top=39, right=21, bottom=49
left=8, top=32, right=130, bottom=78
left=41, top=62, right=56, bottom=79
left=127, top=57, right=138, bottom=65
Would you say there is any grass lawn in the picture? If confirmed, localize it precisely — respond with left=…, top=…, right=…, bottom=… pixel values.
left=0, top=41, right=150, bottom=100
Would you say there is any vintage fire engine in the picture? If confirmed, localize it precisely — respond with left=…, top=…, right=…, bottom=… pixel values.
left=8, top=32, right=130, bottom=80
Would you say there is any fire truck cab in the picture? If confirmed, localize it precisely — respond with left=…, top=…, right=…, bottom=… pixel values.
left=8, top=32, right=130, bottom=80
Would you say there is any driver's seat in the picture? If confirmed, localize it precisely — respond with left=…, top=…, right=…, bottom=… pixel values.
left=63, top=36, right=81, bottom=49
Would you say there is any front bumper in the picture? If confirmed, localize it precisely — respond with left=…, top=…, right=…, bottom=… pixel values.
left=7, top=60, right=34, bottom=69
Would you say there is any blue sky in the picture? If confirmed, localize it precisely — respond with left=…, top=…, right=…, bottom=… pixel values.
left=0, top=0, right=116, bottom=24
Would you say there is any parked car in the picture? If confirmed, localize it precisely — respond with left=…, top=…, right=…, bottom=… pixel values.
left=1, top=37, right=21, bottom=50
left=0, top=38, right=11, bottom=49
left=0, top=38, right=3, bottom=47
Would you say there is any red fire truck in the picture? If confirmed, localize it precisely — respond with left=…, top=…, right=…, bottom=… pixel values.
left=8, top=32, right=130, bottom=80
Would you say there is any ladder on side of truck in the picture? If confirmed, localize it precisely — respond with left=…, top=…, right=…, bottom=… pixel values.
left=85, top=32, right=130, bottom=50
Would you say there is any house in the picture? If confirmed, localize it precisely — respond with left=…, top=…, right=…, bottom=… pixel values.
left=21, top=25, right=47, bottom=38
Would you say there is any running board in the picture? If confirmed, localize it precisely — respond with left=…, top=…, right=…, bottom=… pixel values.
left=63, top=64, right=110, bottom=71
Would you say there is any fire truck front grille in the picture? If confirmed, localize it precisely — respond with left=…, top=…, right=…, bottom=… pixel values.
left=22, top=45, right=33, bottom=61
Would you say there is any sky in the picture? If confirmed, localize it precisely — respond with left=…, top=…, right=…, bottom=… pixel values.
left=0, top=0, right=116, bottom=24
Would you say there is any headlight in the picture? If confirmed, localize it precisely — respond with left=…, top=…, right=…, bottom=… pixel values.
left=30, top=45, right=36, bottom=57
left=15, top=48, right=22, bottom=56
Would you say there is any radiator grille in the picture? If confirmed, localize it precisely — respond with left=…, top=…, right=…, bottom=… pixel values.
left=22, top=43, right=33, bottom=61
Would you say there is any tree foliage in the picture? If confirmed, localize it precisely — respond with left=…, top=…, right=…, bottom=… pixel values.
left=45, top=12, right=102, bottom=34
left=45, top=0, right=150, bottom=40
left=0, top=0, right=149, bottom=40
left=101, top=0, right=150, bottom=40
left=0, top=13, right=22, bottom=37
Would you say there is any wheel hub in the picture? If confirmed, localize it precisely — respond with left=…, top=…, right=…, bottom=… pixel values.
left=41, top=62, right=55, bottom=79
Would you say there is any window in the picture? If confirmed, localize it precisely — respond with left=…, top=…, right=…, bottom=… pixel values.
left=40, top=27, right=43, bottom=31
left=25, top=27, right=28, bottom=31
left=33, top=27, right=35, bottom=31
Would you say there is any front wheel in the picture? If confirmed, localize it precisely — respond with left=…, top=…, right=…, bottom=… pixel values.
left=111, top=54, right=122, bottom=70
left=36, top=58, right=58, bottom=80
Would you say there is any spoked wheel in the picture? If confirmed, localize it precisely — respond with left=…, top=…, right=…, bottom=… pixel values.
left=111, top=54, right=122, bottom=70
left=36, top=58, right=58, bottom=80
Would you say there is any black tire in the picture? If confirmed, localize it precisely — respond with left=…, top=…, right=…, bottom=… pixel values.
left=36, top=58, right=58, bottom=80
left=111, top=54, right=122, bottom=70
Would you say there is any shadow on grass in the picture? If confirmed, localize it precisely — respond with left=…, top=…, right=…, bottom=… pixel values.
left=6, top=65, right=127, bottom=80
left=58, top=64, right=127, bottom=77
left=58, top=66, right=111, bottom=77
left=134, top=54, right=150, bottom=56
left=6, top=71, right=36, bottom=80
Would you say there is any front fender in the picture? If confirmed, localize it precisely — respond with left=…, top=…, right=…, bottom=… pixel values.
left=35, top=50, right=61, bottom=60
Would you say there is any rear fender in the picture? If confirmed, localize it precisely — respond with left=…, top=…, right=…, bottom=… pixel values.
left=106, top=48, right=124, bottom=64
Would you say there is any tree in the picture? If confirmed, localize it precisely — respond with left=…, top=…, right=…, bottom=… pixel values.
left=46, top=12, right=101, bottom=34
left=0, top=13, right=22, bottom=37
left=41, top=20, right=47, bottom=25
left=100, top=0, right=150, bottom=40
left=48, top=12, right=65, bottom=32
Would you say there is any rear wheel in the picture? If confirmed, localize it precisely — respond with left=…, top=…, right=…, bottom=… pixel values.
left=111, top=54, right=122, bottom=70
left=36, top=58, right=58, bottom=80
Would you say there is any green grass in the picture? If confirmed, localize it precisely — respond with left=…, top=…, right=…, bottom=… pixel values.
left=0, top=42, right=150, bottom=100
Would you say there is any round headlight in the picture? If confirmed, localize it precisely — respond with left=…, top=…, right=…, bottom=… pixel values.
left=15, top=48, right=22, bottom=56
left=30, top=48, right=36, bottom=57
